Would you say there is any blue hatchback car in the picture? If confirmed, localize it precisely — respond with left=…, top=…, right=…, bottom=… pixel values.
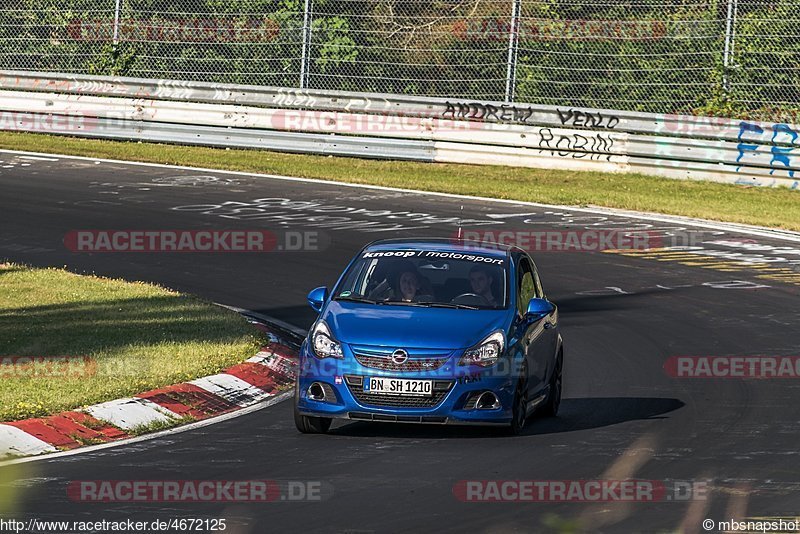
left=294, top=238, right=563, bottom=435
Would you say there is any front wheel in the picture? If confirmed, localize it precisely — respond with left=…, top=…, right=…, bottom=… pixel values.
left=507, top=363, right=529, bottom=436
left=294, top=394, right=332, bottom=434
left=540, top=351, right=563, bottom=418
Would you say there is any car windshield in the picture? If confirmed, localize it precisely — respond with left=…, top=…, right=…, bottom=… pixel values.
left=334, top=249, right=508, bottom=309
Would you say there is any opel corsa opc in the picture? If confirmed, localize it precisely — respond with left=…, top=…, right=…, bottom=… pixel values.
left=294, top=239, right=563, bottom=435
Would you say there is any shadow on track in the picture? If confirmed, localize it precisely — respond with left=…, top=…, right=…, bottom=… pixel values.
left=553, top=287, right=686, bottom=315
left=328, top=396, right=684, bottom=439
left=251, top=305, right=316, bottom=331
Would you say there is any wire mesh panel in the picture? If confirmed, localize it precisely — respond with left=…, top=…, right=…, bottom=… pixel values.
left=730, top=0, right=800, bottom=122
left=0, top=0, right=799, bottom=120
left=305, top=0, right=511, bottom=99
left=0, top=0, right=116, bottom=74
left=120, top=0, right=304, bottom=86
left=515, top=0, right=725, bottom=114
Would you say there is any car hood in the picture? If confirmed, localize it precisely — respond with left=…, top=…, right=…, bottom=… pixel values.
left=321, top=301, right=509, bottom=350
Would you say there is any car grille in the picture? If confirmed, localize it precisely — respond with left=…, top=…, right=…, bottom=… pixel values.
left=345, top=377, right=454, bottom=408
left=354, top=354, right=449, bottom=372
left=351, top=346, right=451, bottom=372
left=462, top=392, right=481, bottom=410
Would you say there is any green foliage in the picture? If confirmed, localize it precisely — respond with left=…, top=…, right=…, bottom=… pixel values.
left=515, top=1, right=728, bottom=113
left=312, top=15, right=357, bottom=72
left=693, top=80, right=746, bottom=118
left=87, top=43, right=137, bottom=76
left=725, top=0, right=800, bottom=121
left=0, top=1, right=797, bottom=119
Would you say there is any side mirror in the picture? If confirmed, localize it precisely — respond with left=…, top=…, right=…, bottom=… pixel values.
left=307, top=286, right=329, bottom=313
left=526, top=297, right=554, bottom=318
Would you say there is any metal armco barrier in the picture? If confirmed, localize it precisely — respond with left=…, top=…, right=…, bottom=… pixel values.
left=0, top=70, right=797, bottom=190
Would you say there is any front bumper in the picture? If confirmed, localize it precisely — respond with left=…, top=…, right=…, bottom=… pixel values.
left=296, top=342, right=518, bottom=425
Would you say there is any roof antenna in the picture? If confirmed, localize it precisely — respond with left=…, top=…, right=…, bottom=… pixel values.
left=457, top=205, right=463, bottom=240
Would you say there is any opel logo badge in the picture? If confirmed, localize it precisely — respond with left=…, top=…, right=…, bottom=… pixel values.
left=391, top=349, right=409, bottom=365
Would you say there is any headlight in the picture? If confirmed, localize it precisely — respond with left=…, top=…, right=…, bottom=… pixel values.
left=311, top=321, right=343, bottom=359
left=459, top=331, right=505, bottom=367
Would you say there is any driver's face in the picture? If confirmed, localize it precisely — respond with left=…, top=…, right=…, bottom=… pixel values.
left=470, top=271, right=491, bottom=294
left=399, top=271, right=420, bottom=300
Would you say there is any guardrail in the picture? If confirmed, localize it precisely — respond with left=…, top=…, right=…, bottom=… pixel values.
left=0, top=70, right=798, bottom=189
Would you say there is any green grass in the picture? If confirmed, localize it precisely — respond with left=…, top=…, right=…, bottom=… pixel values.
left=0, top=262, right=266, bottom=422
left=68, top=434, right=107, bottom=447
left=0, top=132, right=798, bottom=231
left=128, top=415, right=197, bottom=436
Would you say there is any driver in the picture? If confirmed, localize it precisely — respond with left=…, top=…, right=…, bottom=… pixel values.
left=469, top=265, right=499, bottom=307
left=369, top=260, right=433, bottom=303
left=389, top=263, right=434, bottom=302
left=396, top=270, right=421, bottom=302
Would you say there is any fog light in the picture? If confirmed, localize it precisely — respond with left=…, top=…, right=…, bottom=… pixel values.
left=307, top=382, right=326, bottom=402
left=476, top=391, right=501, bottom=410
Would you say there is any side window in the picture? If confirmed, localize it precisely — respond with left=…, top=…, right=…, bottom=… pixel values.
left=531, top=261, right=544, bottom=298
left=516, top=258, right=536, bottom=314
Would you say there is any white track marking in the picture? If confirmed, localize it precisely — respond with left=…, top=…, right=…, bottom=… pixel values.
left=0, top=308, right=300, bottom=466
left=83, top=398, right=182, bottom=431
left=0, top=425, right=58, bottom=457
left=17, top=155, right=59, bottom=161
left=0, top=148, right=797, bottom=243
left=0, top=391, right=293, bottom=467
left=190, top=373, right=273, bottom=406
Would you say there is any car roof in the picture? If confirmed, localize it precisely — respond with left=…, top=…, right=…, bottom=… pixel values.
left=365, top=237, right=514, bottom=259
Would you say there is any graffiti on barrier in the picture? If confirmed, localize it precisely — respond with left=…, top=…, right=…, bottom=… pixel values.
left=153, top=80, right=195, bottom=100
left=274, top=88, right=318, bottom=108
left=537, top=128, right=616, bottom=160
left=442, top=101, right=534, bottom=123
left=737, top=121, right=799, bottom=177
left=557, top=108, right=620, bottom=129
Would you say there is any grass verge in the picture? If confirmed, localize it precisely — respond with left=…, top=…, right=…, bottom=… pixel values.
left=128, top=415, right=197, bottom=437
left=0, top=262, right=266, bottom=422
left=0, top=131, right=798, bottom=231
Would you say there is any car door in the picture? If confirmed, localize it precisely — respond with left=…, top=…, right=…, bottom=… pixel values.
left=528, top=254, right=559, bottom=389
left=516, top=255, right=556, bottom=399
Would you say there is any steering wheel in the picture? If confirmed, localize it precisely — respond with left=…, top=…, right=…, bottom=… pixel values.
left=451, top=293, right=490, bottom=306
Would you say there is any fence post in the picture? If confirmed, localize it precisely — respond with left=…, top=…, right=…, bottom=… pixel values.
left=722, top=0, right=738, bottom=91
left=299, top=0, right=314, bottom=89
left=112, top=0, right=122, bottom=45
left=504, top=0, right=522, bottom=102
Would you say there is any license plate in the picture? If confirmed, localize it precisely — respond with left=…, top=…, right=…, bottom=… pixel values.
left=364, top=377, right=433, bottom=396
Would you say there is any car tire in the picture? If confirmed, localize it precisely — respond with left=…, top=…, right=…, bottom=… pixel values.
left=507, top=362, right=529, bottom=436
left=540, top=350, right=563, bottom=418
left=294, top=394, right=332, bottom=434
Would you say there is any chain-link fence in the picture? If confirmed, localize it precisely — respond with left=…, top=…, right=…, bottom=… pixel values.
left=0, top=0, right=798, bottom=120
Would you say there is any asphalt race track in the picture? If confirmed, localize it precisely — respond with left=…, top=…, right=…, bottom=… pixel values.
left=1, top=150, right=799, bottom=533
